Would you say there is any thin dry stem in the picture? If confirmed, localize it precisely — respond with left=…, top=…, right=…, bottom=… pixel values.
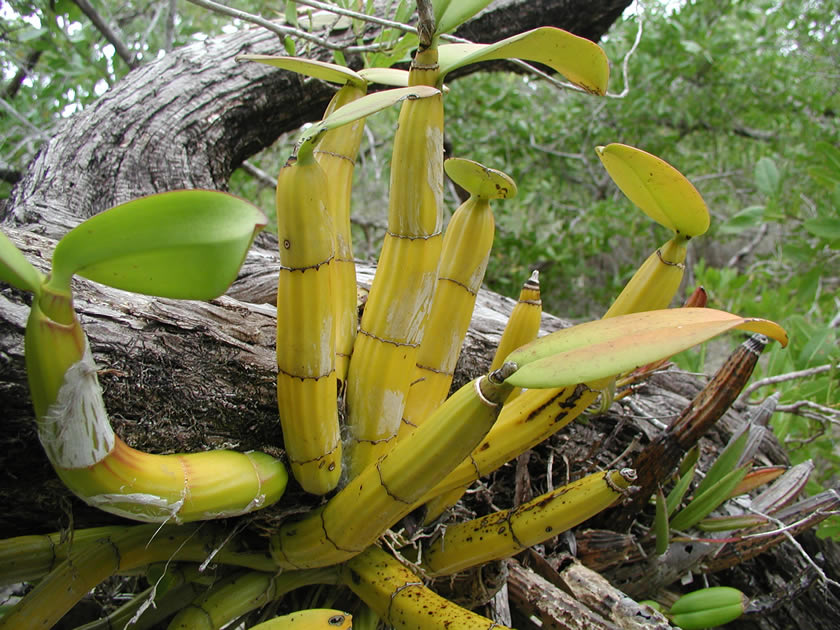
left=740, top=362, right=838, bottom=399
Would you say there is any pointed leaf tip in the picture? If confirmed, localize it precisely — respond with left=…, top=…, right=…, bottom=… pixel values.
left=439, top=27, right=609, bottom=95
left=236, top=54, right=366, bottom=88
left=596, top=143, right=710, bottom=237
left=51, top=190, right=266, bottom=300
left=505, top=308, right=787, bottom=389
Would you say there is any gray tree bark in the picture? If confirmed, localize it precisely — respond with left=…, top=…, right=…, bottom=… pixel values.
left=1, top=1, right=839, bottom=628
left=0, top=0, right=628, bottom=533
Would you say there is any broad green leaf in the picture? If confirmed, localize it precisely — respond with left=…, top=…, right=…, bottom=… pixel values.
left=692, top=429, right=749, bottom=500
left=654, top=488, right=670, bottom=555
left=438, top=27, right=609, bottom=95
left=0, top=229, right=44, bottom=294
left=444, top=158, right=517, bottom=199
left=719, top=205, right=765, bottom=234
left=50, top=191, right=266, bottom=300
left=595, top=144, right=710, bottom=237
left=433, top=0, right=453, bottom=24
left=357, top=67, right=410, bottom=87
left=754, top=156, right=781, bottom=197
left=504, top=308, right=788, bottom=389
left=803, top=216, right=840, bottom=241
left=435, top=0, right=494, bottom=35
left=670, top=466, right=749, bottom=531
left=235, top=55, right=366, bottom=88
left=298, top=86, right=440, bottom=147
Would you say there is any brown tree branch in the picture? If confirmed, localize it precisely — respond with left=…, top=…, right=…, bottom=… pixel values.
left=72, top=0, right=139, bottom=69
left=1, top=49, right=42, bottom=100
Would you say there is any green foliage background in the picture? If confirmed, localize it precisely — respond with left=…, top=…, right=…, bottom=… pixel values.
left=2, top=0, right=838, bottom=533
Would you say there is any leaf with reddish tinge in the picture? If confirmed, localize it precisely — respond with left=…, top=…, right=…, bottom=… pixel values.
left=729, top=466, right=787, bottom=498
left=505, top=308, right=787, bottom=389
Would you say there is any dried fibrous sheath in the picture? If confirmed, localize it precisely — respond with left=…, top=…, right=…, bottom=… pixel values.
left=611, top=334, right=768, bottom=529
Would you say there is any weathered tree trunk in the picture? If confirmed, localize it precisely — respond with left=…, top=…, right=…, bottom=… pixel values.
left=0, top=0, right=628, bottom=531
left=1, top=1, right=839, bottom=628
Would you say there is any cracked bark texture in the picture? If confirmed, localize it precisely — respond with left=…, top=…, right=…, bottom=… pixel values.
left=1, top=1, right=839, bottom=628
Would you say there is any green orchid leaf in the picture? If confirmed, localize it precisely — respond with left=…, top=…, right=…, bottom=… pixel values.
left=444, top=158, right=517, bottom=199
left=696, top=514, right=768, bottom=532
left=439, top=27, right=609, bottom=95
left=679, top=444, right=701, bottom=477
left=667, top=459, right=697, bottom=517
left=435, top=0, right=494, bottom=35
left=0, top=229, right=44, bottom=294
left=654, top=488, right=670, bottom=555
left=298, top=85, right=440, bottom=148
left=692, top=428, right=749, bottom=500
left=669, top=465, right=750, bottom=531
left=235, top=54, right=366, bottom=88
left=50, top=190, right=266, bottom=300
left=505, top=308, right=788, bottom=389
left=432, top=0, right=452, bottom=23
left=357, top=67, right=410, bottom=87
left=595, top=143, right=710, bottom=237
